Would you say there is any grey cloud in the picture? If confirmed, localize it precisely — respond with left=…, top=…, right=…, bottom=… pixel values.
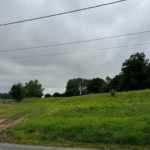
left=0, top=0, right=150, bottom=94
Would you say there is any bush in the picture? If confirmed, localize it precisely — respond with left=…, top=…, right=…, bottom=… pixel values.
left=44, top=93, right=51, bottom=98
left=53, top=92, right=61, bottom=97
left=64, top=89, right=76, bottom=97
left=111, top=89, right=116, bottom=96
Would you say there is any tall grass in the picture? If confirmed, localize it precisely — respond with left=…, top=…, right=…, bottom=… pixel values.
left=1, top=90, right=150, bottom=148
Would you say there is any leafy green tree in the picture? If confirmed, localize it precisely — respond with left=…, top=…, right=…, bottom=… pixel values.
left=109, top=52, right=150, bottom=92
left=25, top=80, right=44, bottom=98
left=81, top=89, right=89, bottom=95
left=109, top=74, right=124, bottom=91
left=101, top=82, right=109, bottom=93
left=101, top=76, right=112, bottom=93
left=87, top=78, right=105, bottom=93
left=65, top=80, right=80, bottom=97
left=121, top=52, right=150, bottom=91
left=0, top=93, right=10, bottom=99
left=73, top=78, right=89, bottom=94
left=9, top=83, right=25, bottom=102
left=44, top=93, right=51, bottom=98
left=53, top=92, right=61, bottom=97
left=0, top=93, right=11, bottom=103
left=61, top=93, right=65, bottom=97
left=64, top=89, right=76, bottom=97
left=106, top=76, right=112, bottom=84
left=65, top=78, right=89, bottom=96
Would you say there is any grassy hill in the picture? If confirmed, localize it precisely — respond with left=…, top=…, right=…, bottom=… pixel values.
left=0, top=90, right=150, bottom=149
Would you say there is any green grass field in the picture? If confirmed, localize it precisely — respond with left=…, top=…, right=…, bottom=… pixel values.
left=1, top=90, right=150, bottom=149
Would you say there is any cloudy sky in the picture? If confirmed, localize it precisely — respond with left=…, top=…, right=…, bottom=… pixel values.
left=0, top=0, right=150, bottom=95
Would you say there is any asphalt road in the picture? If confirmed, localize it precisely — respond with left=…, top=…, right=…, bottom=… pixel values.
left=0, top=143, right=99, bottom=150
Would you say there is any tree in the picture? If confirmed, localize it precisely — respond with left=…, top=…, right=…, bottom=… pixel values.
left=61, top=93, right=65, bottom=97
left=105, top=76, right=112, bottom=84
left=53, top=92, right=61, bottom=97
left=81, top=89, right=89, bottom=95
left=25, top=80, right=44, bottom=98
left=9, top=83, right=25, bottom=102
left=0, top=93, right=10, bottom=99
left=0, top=93, right=11, bottom=104
left=64, top=78, right=89, bottom=96
left=64, top=89, right=76, bottom=97
left=101, top=76, right=112, bottom=93
left=121, top=52, right=150, bottom=91
left=44, top=93, right=51, bottom=98
left=65, top=80, right=80, bottom=97
left=101, top=82, right=109, bottom=93
left=109, top=52, right=150, bottom=92
left=87, top=78, right=105, bottom=93
left=109, top=74, right=124, bottom=91
left=73, top=78, right=89, bottom=94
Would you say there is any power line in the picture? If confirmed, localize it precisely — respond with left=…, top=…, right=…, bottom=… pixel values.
left=1, top=42, right=150, bottom=60
left=0, top=0, right=126, bottom=26
left=0, top=30, right=150, bottom=53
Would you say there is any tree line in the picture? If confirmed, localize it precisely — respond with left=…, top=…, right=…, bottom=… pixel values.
left=8, top=80, right=44, bottom=101
left=45, top=52, right=150, bottom=97
left=4, top=52, right=150, bottom=101
left=0, top=93, right=10, bottom=99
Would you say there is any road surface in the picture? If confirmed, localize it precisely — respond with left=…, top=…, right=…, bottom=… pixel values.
left=0, top=143, right=99, bottom=150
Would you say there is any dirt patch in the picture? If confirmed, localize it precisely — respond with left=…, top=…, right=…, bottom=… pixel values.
left=10, top=102, right=17, bottom=105
left=0, top=104, right=5, bottom=106
left=0, top=104, right=11, bottom=106
left=0, top=119, right=5, bottom=124
left=0, top=115, right=28, bottom=132
left=0, top=102, right=16, bottom=106
left=0, top=133, right=6, bottom=141
left=0, top=113, right=14, bottom=120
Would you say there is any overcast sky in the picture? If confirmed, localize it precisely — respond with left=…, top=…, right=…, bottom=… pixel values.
left=0, top=0, right=150, bottom=95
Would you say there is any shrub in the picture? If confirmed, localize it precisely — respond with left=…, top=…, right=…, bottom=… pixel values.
left=44, top=93, right=51, bottom=98
left=111, top=89, right=116, bottom=96
left=53, top=92, right=61, bottom=97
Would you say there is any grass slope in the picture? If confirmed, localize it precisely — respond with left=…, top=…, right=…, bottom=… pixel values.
left=1, top=90, right=150, bottom=149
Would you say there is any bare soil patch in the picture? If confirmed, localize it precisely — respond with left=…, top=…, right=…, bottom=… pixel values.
left=10, top=102, right=17, bottom=105
left=0, top=114, right=14, bottom=120
left=0, top=102, right=16, bottom=106
left=0, top=119, right=5, bottom=124
left=0, top=104, right=5, bottom=106
left=0, top=104, right=11, bottom=106
left=0, top=115, right=28, bottom=132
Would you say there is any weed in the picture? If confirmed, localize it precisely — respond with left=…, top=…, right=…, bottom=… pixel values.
left=111, top=89, right=116, bottom=96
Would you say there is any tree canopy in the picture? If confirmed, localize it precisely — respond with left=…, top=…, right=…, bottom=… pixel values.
left=25, top=80, right=44, bottom=98
left=0, top=93, right=10, bottom=99
left=110, top=52, right=150, bottom=91
left=9, top=83, right=25, bottom=101
left=6, top=52, right=150, bottom=99
left=53, top=92, right=61, bottom=97
left=44, top=93, right=51, bottom=98
left=87, top=78, right=105, bottom=93
left=64, top=78, right=89, bottom=96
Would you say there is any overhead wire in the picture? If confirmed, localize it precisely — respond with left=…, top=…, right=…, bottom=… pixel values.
left=0, top=0, right=126, bottom=26
left=1, top=42, right=150, bottom=60
left=0, top=30, right=150, bottom=53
